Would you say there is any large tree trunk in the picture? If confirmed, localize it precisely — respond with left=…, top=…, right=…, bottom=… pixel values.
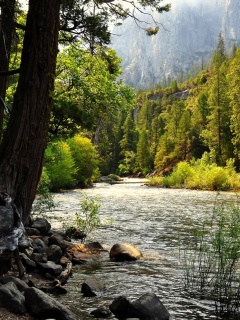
left=0, top=0, right=16, bottom=137
left=0, top=0, right=60, bottom=223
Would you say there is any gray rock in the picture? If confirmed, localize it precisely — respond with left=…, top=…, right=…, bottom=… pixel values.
left=48, top=234, right=70, bottom=251
left=81, top=277, right=106, bottom=297
left=24, top=287, right=76, bottom=320
left=131, top=293, right=170, bottom=320
left=109, top=293, right=170, bottom=320
left=20, top=252, right=37, bottom=271
left=31, top=252, right=48, bottom=263
left=31, top=218, right=51, bottom=236
left=47, top=244, right=63, bottom=263
left=25, top=227, right=41, bottom=236
left=1, top=275, right=29, bottom=292
left=32, top=238, right=48, bottom=253
left=37, top=261, right=63, bottom=276
left=0, top=282, right=26, bottom=314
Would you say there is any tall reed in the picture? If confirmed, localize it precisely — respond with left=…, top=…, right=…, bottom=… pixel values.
left=182, top=196, right=240, bottom=315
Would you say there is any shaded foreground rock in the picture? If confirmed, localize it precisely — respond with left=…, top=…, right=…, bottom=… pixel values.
left=0, top=282, right=26, bottom=314
left=110, top=243, right=143, bottom=261
left=24, top=287, right=77, bottom=320
left=109, top=293, right=170, bottom=320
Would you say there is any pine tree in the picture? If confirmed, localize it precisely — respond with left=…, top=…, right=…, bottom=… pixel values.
left=228, top=48, right=240, bottom=169
left=201, top=34, right=232, bottom=165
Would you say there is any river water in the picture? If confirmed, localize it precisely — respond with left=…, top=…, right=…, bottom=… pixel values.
left=45, top=179, right=240, bottom=320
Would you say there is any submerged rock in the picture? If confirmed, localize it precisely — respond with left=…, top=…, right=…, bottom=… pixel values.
left=81, top=276, right=106, bottom=297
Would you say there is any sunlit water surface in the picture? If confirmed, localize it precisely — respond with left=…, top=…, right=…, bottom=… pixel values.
left=44, top=179, right=240, bottom=320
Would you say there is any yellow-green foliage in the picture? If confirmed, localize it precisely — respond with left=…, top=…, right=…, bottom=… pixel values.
left=44, top=135, right=100, bottom=191
left=67, top=135, right=100, bottom=186
left=148, top=153, right=240, bottom=191
left=44, top=141, right=77, bottom=191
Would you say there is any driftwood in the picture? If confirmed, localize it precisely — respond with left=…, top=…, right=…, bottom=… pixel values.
left=59, top=261, right=72, bottom=280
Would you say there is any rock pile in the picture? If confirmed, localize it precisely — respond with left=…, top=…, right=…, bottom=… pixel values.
left=0, top=217, right=170, bottom=320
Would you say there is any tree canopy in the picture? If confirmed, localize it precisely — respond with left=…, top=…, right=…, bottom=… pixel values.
left=0, top=0, right=170, bottom=222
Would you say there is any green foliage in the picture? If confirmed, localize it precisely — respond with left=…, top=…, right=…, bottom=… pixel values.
left=44, top=135, right=100, bottom=190
left=136, top=130, right=152, bottom=174
left=130, top=46, right=240, bottom=184
left=117, top=151, right=137, bottom=176
left=74, top=193, right=101, bottom=240
left=51, top=43, right=135, bottom=139
left=148, top=152, right=240, bottom=191
left=67, top=134, right=100, bottom=186
left=170, top=79, right=179, bottom=93
left=44, top=141, right=76, bottom=191
left=182, top=198, right=240, bottom=314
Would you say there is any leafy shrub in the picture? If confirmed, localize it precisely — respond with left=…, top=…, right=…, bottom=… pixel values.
left=65, top=193, right=101, bottom=241
left=44, top=141, right=76, bottom=191
left=68, top=135, right=100, bottom=186
left=148, top=153, right=240, bottom=191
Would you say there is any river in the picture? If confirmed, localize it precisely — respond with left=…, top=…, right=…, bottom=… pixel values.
left=44, top=179, right=240, bottom=320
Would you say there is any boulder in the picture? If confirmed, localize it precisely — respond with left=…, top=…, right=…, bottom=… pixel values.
left=109, top=293, right=170, bottom=320
left=131, top=293, right=170, bottom=320
left=81, top=277, right=106, bottom=297
left=109, top=296, right=130, bottom=319
left=1, top=276, right=29, bottom=292
left=37, top=261, right=63, bottom=277
left=48, top=234, right=70, bottom=251
left=31, top=218, right=51, bottom=236
left=0, top=282, right=26, bottom=314
left=32, top=238, right=48, bottom=253
left=25, top=227, right=41, bottom=236
left=31, top=252, right=48, bottom=263
left=24, top=287, right=76, bottom=320
left=110, top=243, right=143, bottom=261
left=47, top=244, right=63, bottom=264
left=20, top=252, right=37, bottom=271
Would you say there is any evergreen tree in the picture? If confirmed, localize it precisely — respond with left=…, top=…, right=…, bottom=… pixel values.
left=201, top=35, right=232, bottom=166
left=120, top=112, right=138, bottom=154
left=136, top=129, right=151, bottom=174
left=228, top=48, right=240, bottom=170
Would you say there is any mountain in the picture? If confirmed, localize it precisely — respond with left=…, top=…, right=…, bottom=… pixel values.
left=110, top=0, right=240, bottom=89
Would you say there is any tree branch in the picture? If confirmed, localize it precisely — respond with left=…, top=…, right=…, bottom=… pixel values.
left=0, top=68, right=20, bottom=76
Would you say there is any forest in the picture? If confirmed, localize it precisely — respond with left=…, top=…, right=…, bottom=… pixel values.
left=1, top=1, right=240, bottom=217
left=38, top=33, right=240, bottom=192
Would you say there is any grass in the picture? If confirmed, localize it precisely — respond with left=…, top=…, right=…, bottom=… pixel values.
left=181, top=196, right=240, bottom=315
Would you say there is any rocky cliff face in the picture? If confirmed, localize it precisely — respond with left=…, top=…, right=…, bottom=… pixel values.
left=110, top=0, right=240, bottom=89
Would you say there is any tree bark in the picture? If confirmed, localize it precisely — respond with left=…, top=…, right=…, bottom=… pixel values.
left=0, top=0, right=16, bottom=137
left=0, top=0, right=60, bottom=223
